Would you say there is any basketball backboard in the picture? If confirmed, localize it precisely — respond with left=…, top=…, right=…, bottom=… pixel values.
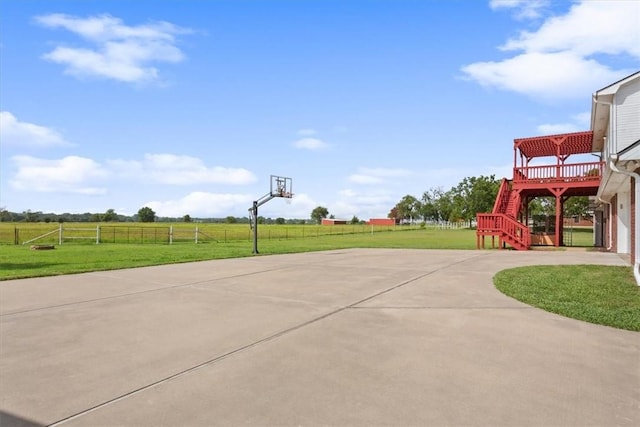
left=270, top=175, right=293, bottom=198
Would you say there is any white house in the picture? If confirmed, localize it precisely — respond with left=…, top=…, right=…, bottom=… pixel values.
left=592, top=71, right=640, bottom=283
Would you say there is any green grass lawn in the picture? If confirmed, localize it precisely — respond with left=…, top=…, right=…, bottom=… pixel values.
left=564, top=226, right=594, bottom=247
left=495, top=265, right=640, bottom=331
left=0, top=222, right=405, bottom=245
left=2, top=224, right=636, bottom=331
left=0, top=228, right=477, bottom=280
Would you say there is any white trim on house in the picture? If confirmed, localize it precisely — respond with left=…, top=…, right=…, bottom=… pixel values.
left=593, top=71, right=640, bottom=285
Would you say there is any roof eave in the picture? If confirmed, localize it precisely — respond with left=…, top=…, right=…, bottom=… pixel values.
left=591, top=94, right=611, bottom=153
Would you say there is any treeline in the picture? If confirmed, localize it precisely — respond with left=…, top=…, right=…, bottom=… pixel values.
left=388, top=175, right=501, bottom=225
left=387, top=174, right=590, bottom=225
left=2, top=174, right=590, bottom=226
left=0, top=208, right=307, bottom=225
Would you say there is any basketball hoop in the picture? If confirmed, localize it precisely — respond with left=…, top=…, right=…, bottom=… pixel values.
left=249, top=175, right=293, bottom=254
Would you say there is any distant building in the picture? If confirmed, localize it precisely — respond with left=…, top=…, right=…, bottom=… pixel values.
left=321, top=218, right=348, bottom=225
left=367, top=218, right=396, bottom=226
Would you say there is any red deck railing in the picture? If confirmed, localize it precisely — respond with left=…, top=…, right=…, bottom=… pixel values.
left=477, top=213, right=530, bottom=249
left=492, top=178, right=510, bottom=214
left=513, top=161, right=603, bottom=183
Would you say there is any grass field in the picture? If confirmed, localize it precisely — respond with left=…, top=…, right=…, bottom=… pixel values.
left=0, top=227, right=477, bottom=280
left=0, top=222, right=599, bottom=280
left=495, top=265, right=640, bottom=331
left=562, top=226, right=594, bottom=247
left=0, top=222, right=405, bottom=246
left=1, top=221, right=595, bottom=246
left=2, top=223, right=635, bottom=331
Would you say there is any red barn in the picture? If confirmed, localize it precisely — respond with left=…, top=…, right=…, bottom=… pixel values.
left=367, top=218, right=396, bottom=226
left=321, top=219, right=347, bottom=225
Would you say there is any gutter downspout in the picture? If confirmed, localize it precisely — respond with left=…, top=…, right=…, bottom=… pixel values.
left=594, top=94, right=640, bottom=285
left=596, top=196, right=613, bottom=251
left=608, top=154, right=640, bottom=286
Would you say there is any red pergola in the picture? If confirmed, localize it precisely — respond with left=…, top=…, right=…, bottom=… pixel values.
left=514, top=131, right=594, bottom=164
left=477, top=130, right=603, bottom=250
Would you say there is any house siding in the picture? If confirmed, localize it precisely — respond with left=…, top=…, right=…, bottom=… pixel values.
left=611, top=194, right=618, bottom=253
left=615, top=79, right=640, bottom=154
left=618, top=190, right=631, bottom=254
left=632, top=175, right=637, bottom=264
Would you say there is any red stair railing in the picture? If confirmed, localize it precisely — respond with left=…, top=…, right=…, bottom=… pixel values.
left=492, top=178, right=511, bottom=214
left=477, top=213, right=530, bottom=250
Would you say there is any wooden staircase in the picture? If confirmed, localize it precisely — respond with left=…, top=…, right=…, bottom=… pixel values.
left=477, top=130, right=602, bottom=250
left=476, top=179, right=530, bottom=250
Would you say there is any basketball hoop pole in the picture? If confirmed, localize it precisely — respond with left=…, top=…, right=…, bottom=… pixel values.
left=249, top=175, right=292, bottom=254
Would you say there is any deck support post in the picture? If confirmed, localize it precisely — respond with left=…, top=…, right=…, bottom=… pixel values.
left=549, top=187, right=568, bottom=247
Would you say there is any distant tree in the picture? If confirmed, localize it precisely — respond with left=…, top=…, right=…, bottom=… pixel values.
left=257, top=216, right=265, bottom=224
left=391, top=195, right=421, bottom=224
left=435, top=190, right=455, bottom=222
left=24, top=210, right=37, bottom=223
left=275, top=217, right=286, bottom=225
left=449, top=175, right=500, bottom=225
left=103, top=209, right=117, bottom=222
left=529, top=197, right=555, bottom=216
left=564, top=196, right=590, bottom=218
left=387, top=206, right=400, bottom=224
left=225, top=216, right=238, bottom=224
left=350, top=215, right=360, bottom=224
left=0, top=207, right=12, bottom=222
left=182, top=214, right=192, bottom=223
left=138, top=206, right=156, bottom=223
left=420, top=187, right=450, bottom=222
left=311, top=206, right=329, bottom=224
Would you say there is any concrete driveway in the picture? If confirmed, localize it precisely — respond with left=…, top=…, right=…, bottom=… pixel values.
left=0, top=249, right=637, bottom=426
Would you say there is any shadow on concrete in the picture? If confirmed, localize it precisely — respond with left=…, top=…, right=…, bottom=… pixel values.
left=0, top=410, right=44, bottom=427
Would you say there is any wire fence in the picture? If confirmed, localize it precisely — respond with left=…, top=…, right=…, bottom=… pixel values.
left=1, top=222, right=472, bottom=246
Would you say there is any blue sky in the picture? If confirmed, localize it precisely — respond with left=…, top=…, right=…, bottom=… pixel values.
left=1, top=0, right=638, bottom=220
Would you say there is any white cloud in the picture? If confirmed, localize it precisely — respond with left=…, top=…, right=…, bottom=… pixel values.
left=0, top=111, right=72, bottom=148
left=536, top=123, right=580, bottom=135
left=339, top=189, right=357, bottom=198
left=108, top=154, right=257, bottom=185
left=146, top=192, right=253, bottom=217
left=7, top=152, right=255, bottom=199
left=489, top=0, right=549, bottom=20
left=10, top=155, right=108, bottom=194
left=349, top=174, right=382, bottom=185
left=501, top=1, right=640, bottom=57
left=535, top=111, right=591, bottom=136
left=293, top=137, right=328, bottom=151
left=333, top=188, right=396, bottom=219
left=571, top=112, right=591, bottom=127
left=348, top=167, right=412, bottom=185
left=270, top=192, right=317, bottom=219
left=358, top=167, right=412, bottom=177
left=462, top=1, right=639, bottom=100
left=34, top=13, right=192, bottom=83
left=462, top=51, right=627, bottom=100
left=146, top=190, right=309, bottom=220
